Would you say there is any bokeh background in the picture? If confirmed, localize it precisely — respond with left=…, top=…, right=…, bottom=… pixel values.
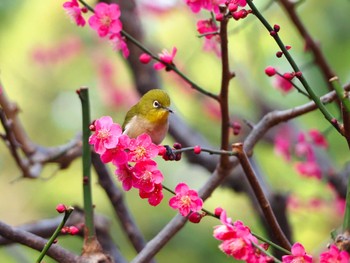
left=0, top=0, right=350, bottom=262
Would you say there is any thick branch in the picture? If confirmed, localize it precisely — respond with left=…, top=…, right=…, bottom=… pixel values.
left=0, top=221, right=79, bottom=262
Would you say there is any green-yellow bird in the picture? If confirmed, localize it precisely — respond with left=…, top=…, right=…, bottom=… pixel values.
left=122, top=89, right=173, bottom=145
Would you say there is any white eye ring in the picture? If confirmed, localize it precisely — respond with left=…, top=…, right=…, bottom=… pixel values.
left=153, top=100, right=160, bottom=108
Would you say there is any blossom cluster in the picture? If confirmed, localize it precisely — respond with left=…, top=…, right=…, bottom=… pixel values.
left=187, top=0, right=249, bottom=56
left=265, top=65, right=303, bottom=94
left=89, top=116, right=203, bottom=216
left=89, top=116, right=164, bottom=206
left=63, top=1, right=129, bottom=57
left=213, top=208, right=350, bottom=262
left=274, top=127, right=328, bottom=179
left=213, top=209, right=272, bottom=262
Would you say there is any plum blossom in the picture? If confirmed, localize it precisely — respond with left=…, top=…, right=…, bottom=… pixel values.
left=320, top=245, right=350, bottom=263
left=169, top=183, right=203, bottom=216
left=153, top=47, right=177, bottom=70
left=184, top=0, right=226, bottom=14
left=132, top=160, right=163, bottom=193
left=128, top=133, right=159, bottom=162
left=213, top=209, right=271, bottom=262
left=88, top=3, right=122, bottom=37
left=89, top=116, right=122, bottom=154
left=139, top=183, right=164, bottom=206
left=100, top=134, right=130, bottom=165
left=63, top=0, right=86, bottom=27
left=274, top=74, right=293, bottom=93
left=88, top=3, right=129, bottom=57
left=282, top=242, right=312, bottom=263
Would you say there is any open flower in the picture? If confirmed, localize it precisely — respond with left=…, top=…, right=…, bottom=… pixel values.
left=282, top=242, right=312, bottom=263
left=128, top=133, right=159, bottom=162
left=63, top=0, right=86, bottom=27
left=320, top=244, right=350, bottom=263
left=88, top=3, right=122, bottom=37
left=169, top=183, right=203, bottom=216
left=153, top=47, right=177, bottom=70
left=89, top=116, right=122, bottom=154
left=132, top=160, right=163, bottom=193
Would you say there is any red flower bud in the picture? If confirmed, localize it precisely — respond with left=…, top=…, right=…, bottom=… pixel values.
left=214, top=207, right=223, bottom=217
left=194, top=145, right=201, bottom=154
left=264, top=66, right=276, bottom=77
left=215, top=13, right=224, bottom=21
left=139, top=53, right=152, bottom=64
left=188, top=212, right=203, bottom=224
left=68, top=226, right=80, bottom=235
left=56, top=204, right=66, bottom=214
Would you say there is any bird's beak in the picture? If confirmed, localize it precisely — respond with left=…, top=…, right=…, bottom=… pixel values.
left=166, top=107, right=174, bottom=113
left=162, top=106, right=174, bottom=113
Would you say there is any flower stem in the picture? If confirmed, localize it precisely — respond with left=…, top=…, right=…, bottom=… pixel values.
left=77, top=87, right=95, bottom=238
left=245, top=0, right=343, bottom=135
left=78, top=0, right=218, bottom=101
left=36, top=207, right=74, bottom=263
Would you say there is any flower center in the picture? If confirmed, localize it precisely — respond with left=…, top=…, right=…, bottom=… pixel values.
left=101, top=15, right=112, bottom=26
left=180, top=195, right=191, bottom=207
left=135, top=146, right=147, bottom=159
left=97, top=128, right=109, bottom=139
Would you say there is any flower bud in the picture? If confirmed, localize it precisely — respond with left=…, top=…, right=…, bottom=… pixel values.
left=264, top=66, right=276, bottom=77
left=188, top=212, right=203, bottom=224
left=194, top=145, right=201, bottom=154
left=139, top=53, right=152, bottom=64
left=56, top=204, right=66, bottom=214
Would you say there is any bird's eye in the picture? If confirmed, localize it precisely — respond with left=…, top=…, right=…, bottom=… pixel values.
left=153, top=100, right=160, bottom=108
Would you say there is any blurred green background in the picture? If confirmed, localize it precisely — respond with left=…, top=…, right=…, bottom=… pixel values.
left=0, top=0, right=349, bottom=262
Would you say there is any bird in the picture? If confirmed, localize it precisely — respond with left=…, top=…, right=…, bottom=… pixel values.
left=122, top=89, right=173, bottom=145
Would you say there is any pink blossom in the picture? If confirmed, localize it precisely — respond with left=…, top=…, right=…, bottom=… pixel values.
left=100, top=134, right=130, bottom=165
left=63, top=0, right=86, bottom=27
left=274, top=74, right=293, bottom=93
left=230, top=0, right=247, bottom=7
left=153, top=47, right=177, bottom=70
left=132, top=160, right=163, bottom=193
left=197, top=19, right=218, bottom=39
left=274, top=132, right=291, bottom=161
left=128, top=133, right=159, bottom=162
left=282, top=242, right=312, bottom=263
left=184, top=0, right=225, bottom=14
left=295, top=161, right=322, bottom=179
left=214, top=214, right=258, bottom=261
left=308, top=129, right=328, bottom=149
left=89, top=116, right=122, bottom=154
left=169, top=183, right=203, bottom=216
left=320, top=245, right=350, bottom=263
left=88, top=3, right=122, bottom=37
left=109, top=33, right=129, bottom=58
left=295, top=132, right=314, bottom=160
left=115, top=164, right=134, bottom=191
left=139, top=183, right=164, bottom=206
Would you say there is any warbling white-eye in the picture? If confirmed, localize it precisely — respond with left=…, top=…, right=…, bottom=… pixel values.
left=122, top=89, right=173, bottom=145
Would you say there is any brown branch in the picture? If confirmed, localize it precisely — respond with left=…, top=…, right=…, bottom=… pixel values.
left=233, top=143, right=291, bottom=250
left=219, top=16, right=232, bottom=167
left=0, top=209, right=126, bottom=263
left=0, top=220, right=79, bottom=262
